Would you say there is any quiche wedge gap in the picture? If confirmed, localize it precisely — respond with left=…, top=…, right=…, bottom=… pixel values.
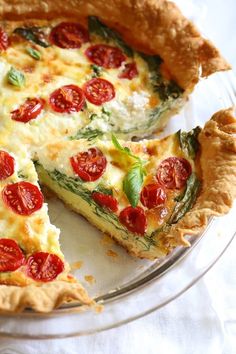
left=0, top=146, right=94, bottom=313
left=35, top=108, right=236, bottom=260
left=0, top=0, right=231, bottom=148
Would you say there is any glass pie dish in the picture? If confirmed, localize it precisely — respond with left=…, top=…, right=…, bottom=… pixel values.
left=0, top=69, right=235, bottom=339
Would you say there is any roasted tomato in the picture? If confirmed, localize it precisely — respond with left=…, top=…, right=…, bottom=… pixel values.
left=0, top=239, right=25, bottom=272
left=26, top=252, right=64, bottom=282
left=92, top=191, right=118, bottom=212
left=119, top=62, right=138, bottom=80
left=11, top=98, right=45, bottom=123
left=140, top=183, right=167, bottom=209
left=156, top=157, right=192, bottom=189
left=119, top=206, right=147, bottom=235
left=70, top=147, right=107, bottom=182
left=2, top=181, right=44, bottom=216
left=49, top=22, right=89, bottom=49
left=49, top=84, right=85, bottom=113
left=83, top=78, right=115, bottom=105
left=0, top=27, right=8, bottom=51
left=85, top=44, right=125, bottom=69
left=0, top=150, right=15, bottom=181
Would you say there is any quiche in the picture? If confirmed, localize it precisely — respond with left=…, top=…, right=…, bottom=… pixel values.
left=0, top=0, right=234, bottom=313
left=36, top=109, right=236, bottom=259
left=0, top=145, right=94, bottom=312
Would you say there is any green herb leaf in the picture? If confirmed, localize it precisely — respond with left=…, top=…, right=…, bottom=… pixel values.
left=7, top=67, right=25, bottom=88
left=177, top=127, right=201, bottom=159
left=168, top=173, right=201, bottom=224
left=101, top=106, right=111, bottom=117
left=26, top=47, right=41, bottom=60
left=70, top=127, right=104, bottom=141
left=14, top=27, right=50, bottom=48
left=123, top=163, right=145, bottom=207
left=88, top=16, right=133, bottom=57
left=112, top=134, right=139, bottom=161
left=91, top=64, right=102, bottom=77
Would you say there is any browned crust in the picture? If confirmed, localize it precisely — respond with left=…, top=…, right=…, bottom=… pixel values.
left=0, top=280, right=95, bottom=313
left=0, top=0, right=230, bottom=89
left=165, top=108, right=236, bottom=247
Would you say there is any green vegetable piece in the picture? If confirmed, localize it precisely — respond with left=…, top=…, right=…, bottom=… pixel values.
left=70, top=127, right=104, bottom=141
left=168, top=173, right=201, bottom=224
left=91, top=64, right=102, bottom=77
left=112, top=134, right=146, bottom=207
left=14, top=27, right=50, bottom=48
left=88, top=16, right=133, bottom=57
left=123, top=163, right=145, bottom=208
left=94, top=184, right=113, bottom=196
left=177, top=127, right=201, bottom=159
left=7, top=67, right=25, bottom=88
left=26, top=47, right=41, bottom=60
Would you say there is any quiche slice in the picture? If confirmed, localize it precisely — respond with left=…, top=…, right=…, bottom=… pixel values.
left=36, top=109, right=236, bottom=259
left=0, top=146, right=93, bottom=312
left=0, top=0, right=230, bottom=150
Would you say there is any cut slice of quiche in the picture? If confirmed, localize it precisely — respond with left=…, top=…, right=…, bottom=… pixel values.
left=0, top=146, right=93, bottom=312
left=36, top=109, right=236, bottom=260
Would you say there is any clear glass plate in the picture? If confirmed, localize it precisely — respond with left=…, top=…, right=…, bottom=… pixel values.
left=0, top=69, right=235, bottom=339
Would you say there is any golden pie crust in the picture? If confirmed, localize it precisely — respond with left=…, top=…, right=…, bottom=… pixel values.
left=0, top=0, right=234, bottom=313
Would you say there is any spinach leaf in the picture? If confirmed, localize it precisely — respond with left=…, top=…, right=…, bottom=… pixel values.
left=93, top=184, right=113, bottom=196
left=26, top=47, right=41, bottom=60
left=88, top=16, right=133, bottom=57
left=70, top=127, right=104, bottom=141
left=91, top=64, right=103, bottom=77
left=14, top=27, right=50, bottom=48
left=177, top=127, right=201, bottom=159
left=168, top=173, right=201, bottom=224
left=7, top=67, right=25, bottom=88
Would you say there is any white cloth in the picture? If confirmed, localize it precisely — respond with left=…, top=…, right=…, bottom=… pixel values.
left=0, top=0, right=235, bottom=353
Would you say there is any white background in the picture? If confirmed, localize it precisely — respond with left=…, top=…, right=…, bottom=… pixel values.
left=0, top=1, right=235, bottom=353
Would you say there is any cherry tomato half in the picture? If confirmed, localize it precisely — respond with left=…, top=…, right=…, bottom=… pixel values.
left=49, top=84, right=85, bottom=113
left=156, top=157, right=192, bottom=189
left=140, top=183, right=167, bottom=209
left=11, top=98, right=45, bottom=123
left=119, top=62, right=138, bottom=80
left=0, top=27, right=8, bottom=51
left=0, top=238, right=25, bottom=272
left=119, top=206, right=147, bottom=235
left=26, top=252, right=64, bottom=282
left=83, top=78, right=115, bottom=106
left=85, top=44, right=125, bottom=69
left=70, top=147, right=107, bottom=182
left=2, top=181, right=44, bottom=216
left=0, top=150, right=15, bottom=181
left=49, top=22, right=89, bottom=49
left=92, top=191, right=118, bottom=212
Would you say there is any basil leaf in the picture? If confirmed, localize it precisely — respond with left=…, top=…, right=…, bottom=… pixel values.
left=168, top=173, right=200, bottom=224
left=91, top=64, right=102, bottom=78
left=177, top=127, right=201, bottom=159
left=123, top=163, right=145, bottom=207
left=88, top=16, right=133, bottom=57
left=7, top=67, right=25, bottom=88
left=14, top=27, right=50, bottom=48
left=26, top=47, right=41, bottom=60
left=112, top=134, right=138, bottom=160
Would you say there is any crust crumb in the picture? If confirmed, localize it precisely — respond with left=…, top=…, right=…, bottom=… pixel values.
left=84, top=275, right=96, bottom=285
left=70, top=261, right=83, bottom=271
left=106, top=249, right=118, bottom=258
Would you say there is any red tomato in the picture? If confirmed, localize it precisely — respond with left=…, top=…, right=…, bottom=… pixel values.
left=49, top=84, right=85, bottom=113
left=26, top=252, right=64, bottom=282
left=119, top=62, right=138, bottom=80
left=92, top=192, right=118, bottom=212
left=140, top=183, right=167, bottom=209
left=0, top=150, right=15, bottom=181
left=83, top=78, right=115, bottom=106
left=2, top=181, right=44, bottom=216
left=49, top=22, right=89, bottom=49
left=0, top=238, right=25, bottom=272
left=11, top=98, right=45, bottom=123
left=0, top=27, right=8, bottom=51
left=85, top=44, right=125, bottom=69
left=156, top=157, right=192, bottom=189
left=119, top=206, right=147, bottom=235
left=70, top=148, right=107, bottom=182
